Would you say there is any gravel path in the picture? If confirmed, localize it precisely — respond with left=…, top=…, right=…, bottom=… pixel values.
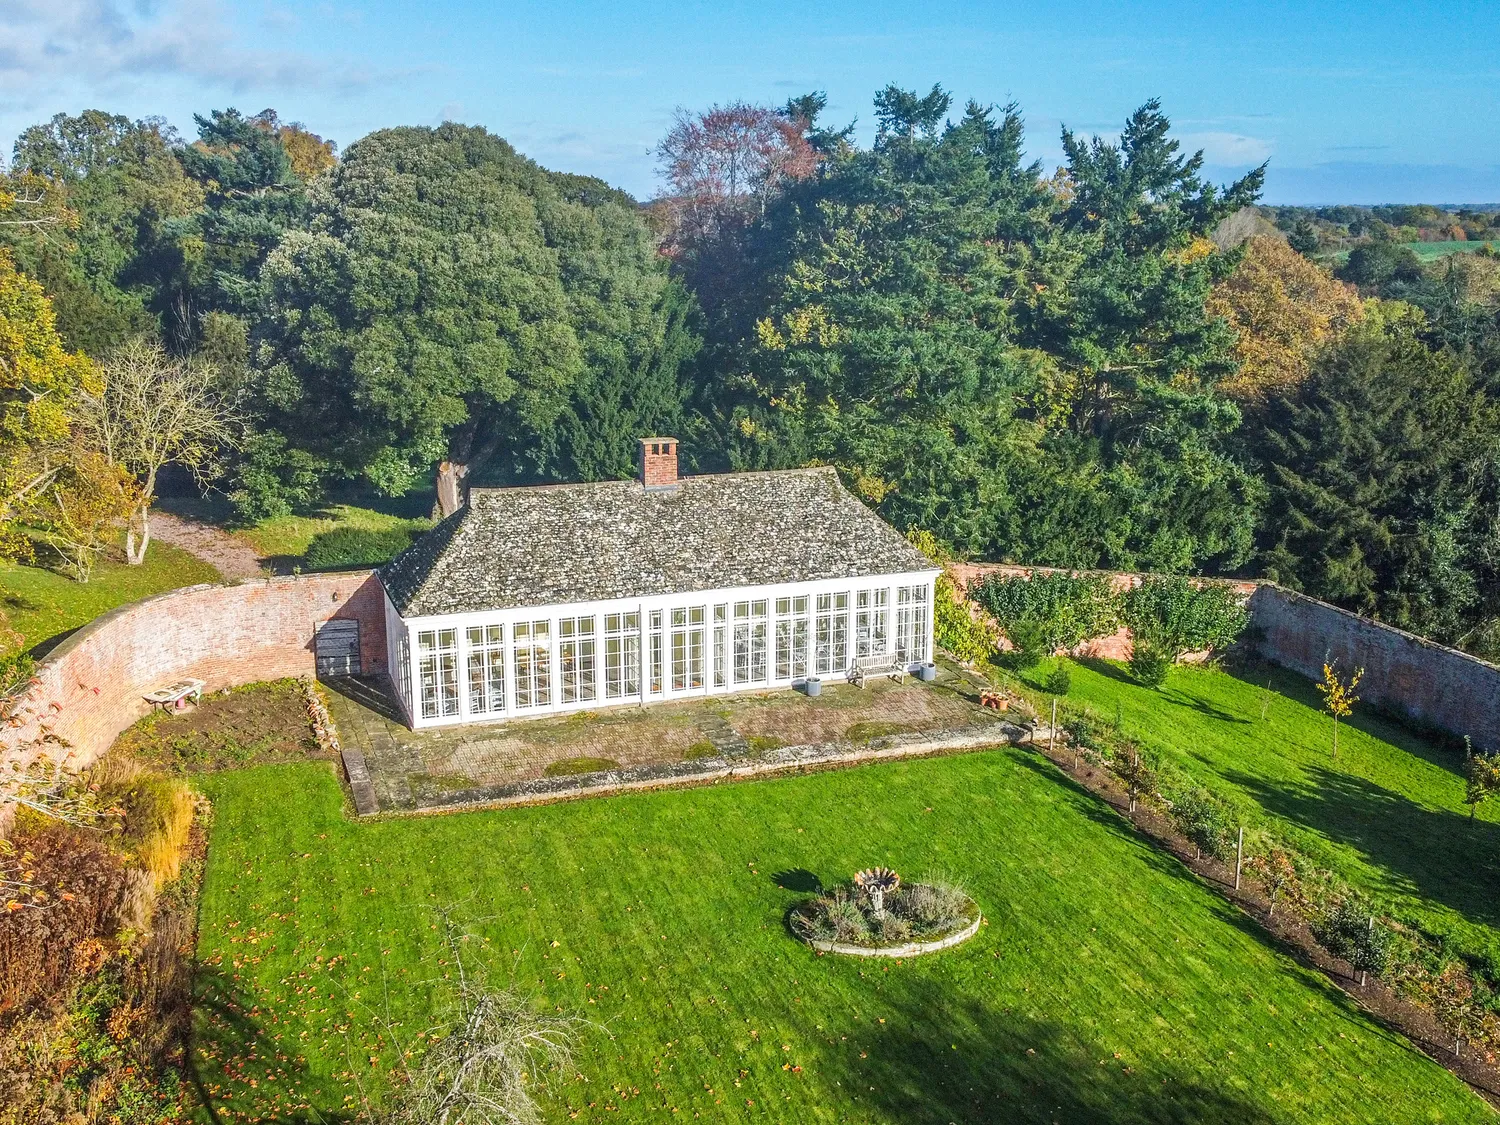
left=149, top=511, right=266, bottom=580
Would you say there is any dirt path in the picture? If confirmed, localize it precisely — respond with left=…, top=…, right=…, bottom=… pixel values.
left=149, top=511, right=266, bottom=580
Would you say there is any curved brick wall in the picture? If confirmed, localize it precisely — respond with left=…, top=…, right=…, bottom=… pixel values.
left=2, top=573, right=387, bottom=775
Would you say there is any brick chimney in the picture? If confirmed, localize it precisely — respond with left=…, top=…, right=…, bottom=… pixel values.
left=639, top=437, right=679, bottom=491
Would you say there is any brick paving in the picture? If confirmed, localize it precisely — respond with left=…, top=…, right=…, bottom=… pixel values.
left=321, top=671, right=1005, bottom=813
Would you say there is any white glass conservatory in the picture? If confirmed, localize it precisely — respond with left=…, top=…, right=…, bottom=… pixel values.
left=384, top=571, right=934, bottom=728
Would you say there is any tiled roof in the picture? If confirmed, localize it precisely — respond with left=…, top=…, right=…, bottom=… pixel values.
left=380, top=467, right=937, bottom=617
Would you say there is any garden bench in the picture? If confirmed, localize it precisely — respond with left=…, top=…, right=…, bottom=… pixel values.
left=847, top=655, right=906, bottom=688
left=143, top=678, right=205, bottom=713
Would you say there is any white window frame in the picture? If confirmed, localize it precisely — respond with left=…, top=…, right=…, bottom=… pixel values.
left=394, top=569, right=936, bottom=728
left=465, top=624, right=506, bottom=716
left=559, top=615, right=597, bottom=704
left=513, top=619, right=552, bottom=709
left=604, top=611, right=641, bottom=700
left=774, top=595, right=810, bottom=680
left=856, top=588, right=888, bottom=658
left=417, top=628, right=459, bottom=719
left=815, top=591, right=850, bottom=675
left=670, top=605, right=707, bottom=692
left=732, top=599, right=769, bottom=685
left=896, top=584, right=931, bottom=664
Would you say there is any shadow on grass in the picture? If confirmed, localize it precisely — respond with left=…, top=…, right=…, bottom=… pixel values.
left=28, top=625, right=81, bottom=660
left=189, top=966, right=350, bottom=1125
left=1223, top=763, right=1500, bottom=938
left=1226, top=659, right=1469, bottom=772
left=0, top=589, right=39, bottom=612
left=862, top=990, right=1279, bottom=1124
left=1075, top=657, right=1249, bottom=725
left=772, top=868, right=822, bottom=893
left=1074, top=656, right=1140, bottom=688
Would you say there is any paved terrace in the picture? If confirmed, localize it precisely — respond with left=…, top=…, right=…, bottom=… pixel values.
left=323, top=667, right=1026, bottom=814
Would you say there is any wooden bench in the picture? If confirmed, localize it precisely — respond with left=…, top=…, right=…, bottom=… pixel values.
left=143, top=678, right=205, bottom=713
left=847, top=655, right=906, bottom=688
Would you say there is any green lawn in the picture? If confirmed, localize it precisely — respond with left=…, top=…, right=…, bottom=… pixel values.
left=0, top=543, right=221, bottom=658
left=190, top=752, right=1488, bottom=1124
left=1404, top=240, right=1500, bottom=262
left=160, top=495, right=431, bottom=571
left=1030, top=658, right=1500, bottom=982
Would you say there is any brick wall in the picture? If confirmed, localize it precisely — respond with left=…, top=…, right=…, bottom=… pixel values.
left=2, top=572, right=388, bottom=777
left=1248, top=585, right=1500, bottom=751
left=946, top=561, right=1257, bottom=662
left=950, top=562, right=1500, bottom=749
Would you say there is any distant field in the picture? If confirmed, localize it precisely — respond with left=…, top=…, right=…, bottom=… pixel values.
left=1405, top=239, right=1500, bottom=261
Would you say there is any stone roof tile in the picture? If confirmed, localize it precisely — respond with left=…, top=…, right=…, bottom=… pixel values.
left=380, top=466, right=937, bottom=617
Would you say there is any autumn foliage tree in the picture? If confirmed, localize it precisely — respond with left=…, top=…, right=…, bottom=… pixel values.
left=35, top=445, right=141, bottom=581
left=78, top=338, right=241, bottom=564
left=1209, top=235, right=1364, bottom=399
left=654, top=100, right=819, bottom=248
left=0, top=249, right=100, bottom=555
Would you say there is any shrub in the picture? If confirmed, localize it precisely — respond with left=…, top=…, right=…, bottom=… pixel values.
left=791, top=878, right=976, bottom=947
left=1245, top=846, right=1301, bottom=917
left=999, top=619, right=1046, bottom=668
left=1043, top=660, right=1072, bottom=696
left=972, top=571, right=1122, bottom=663
left=1169, top=786, right=1234, bottom=860
left=1314, top=898, right=1391, bottom=983
left=113, top=774, right=196, bottom=891
left=934, top=575, right=996, bottom=664
left=1128, top=642, right=1172, bottom=688
left=1121, top=577, right=1249, bottom=669
left=0, top=823, right=131, bottom=1011
left=304, top=526, right=419, bottom=570
left=891, top=880, right=969, bottom=931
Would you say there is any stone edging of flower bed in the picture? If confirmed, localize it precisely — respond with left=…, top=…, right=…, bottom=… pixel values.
left=391, top=720, right=1032, bottom=817
left=805, top=910, right=983, bottom=958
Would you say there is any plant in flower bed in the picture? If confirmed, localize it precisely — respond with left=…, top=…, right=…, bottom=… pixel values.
left=790, top=870, right=977, bottom=948
left=1043, top=689, right=1500, bottom=1061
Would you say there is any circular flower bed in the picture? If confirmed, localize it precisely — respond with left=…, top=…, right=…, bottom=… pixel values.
left=790, top=877, right=981, bottom=957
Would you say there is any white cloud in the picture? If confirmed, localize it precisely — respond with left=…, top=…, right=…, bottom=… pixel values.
left=0, top=0, right=382, bottom=110
left=1180, top=131, right=1274, bottom=165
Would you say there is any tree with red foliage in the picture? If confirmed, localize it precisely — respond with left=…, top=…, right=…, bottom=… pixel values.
left=654, top=98, right=821, bottom=250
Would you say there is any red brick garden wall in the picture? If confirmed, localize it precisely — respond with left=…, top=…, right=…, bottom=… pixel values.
left=2, top=573, right=388, bottom=777
left=949, top=562, right=1500, bottom=749
left=1248, top=585, right=1500, bottom=751
left=946, top=561, right=1258, bottom=662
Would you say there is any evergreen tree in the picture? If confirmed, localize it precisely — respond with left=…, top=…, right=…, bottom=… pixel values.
left=166, top=108, right=315, bottom=348
left=1250, top=315, right=1500, bottom=643
left=5, top=110, right=199, bottom=354
left=691, top=89, right=1265, bottom=572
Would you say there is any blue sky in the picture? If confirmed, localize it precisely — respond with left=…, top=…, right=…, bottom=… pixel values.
left=2, top=0, right=1496, bottom=204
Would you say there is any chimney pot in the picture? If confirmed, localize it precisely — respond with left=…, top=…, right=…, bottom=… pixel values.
left=639, top=437, right=679, bottom=491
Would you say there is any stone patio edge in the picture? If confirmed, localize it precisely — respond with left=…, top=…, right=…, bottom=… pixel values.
left=359, top=721, right=1036, bottom=818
